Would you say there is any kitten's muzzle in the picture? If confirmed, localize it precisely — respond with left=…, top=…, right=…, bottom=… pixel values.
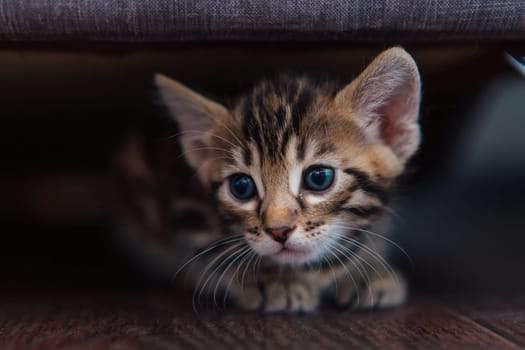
left=264, top=225, right=296, bottom=244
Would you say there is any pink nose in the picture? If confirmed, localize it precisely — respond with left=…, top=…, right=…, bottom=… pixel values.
left=264, top=225, right=296, bottom=243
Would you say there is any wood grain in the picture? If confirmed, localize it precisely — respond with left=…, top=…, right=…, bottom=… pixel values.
left=0, top=292, right=523, bottom=349
left=457, top=297, right=525, bottom=348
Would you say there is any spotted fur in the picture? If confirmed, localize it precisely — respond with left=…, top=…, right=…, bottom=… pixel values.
left=115, top=47, right=421, bottom=313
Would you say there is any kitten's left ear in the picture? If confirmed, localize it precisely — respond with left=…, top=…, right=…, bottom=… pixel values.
left=154, top=73, right=230, bottom=177
left=336, top=47, right=421, bottom=163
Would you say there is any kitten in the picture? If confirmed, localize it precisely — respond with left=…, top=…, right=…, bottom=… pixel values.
left=115, top=47, right=421, bottom=312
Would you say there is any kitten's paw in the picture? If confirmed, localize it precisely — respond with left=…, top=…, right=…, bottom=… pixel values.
left=335, top=271, right=407, bottom=310
left=236, top=281, right=320, bottom=313
left=264, top=281, right=320, bottom=313
left=356, top=273, right=407, bottom=309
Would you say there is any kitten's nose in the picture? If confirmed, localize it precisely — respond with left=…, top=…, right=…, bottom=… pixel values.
left=265, top=225, right=296, bottom=244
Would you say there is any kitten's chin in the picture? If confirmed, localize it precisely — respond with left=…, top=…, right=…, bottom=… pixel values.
left=270, top=248, right=315, bottom=265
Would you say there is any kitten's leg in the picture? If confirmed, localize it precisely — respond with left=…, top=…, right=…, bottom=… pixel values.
left=334, top=268, right=407, bottom=309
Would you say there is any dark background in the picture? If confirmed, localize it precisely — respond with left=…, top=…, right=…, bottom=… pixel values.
left=1, top=43, right=524, bottom=296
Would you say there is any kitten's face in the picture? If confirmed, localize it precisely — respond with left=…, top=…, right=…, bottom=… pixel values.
left=211, top=82, right=400, bottom=265
left=156, top=47, right=421, bottom=266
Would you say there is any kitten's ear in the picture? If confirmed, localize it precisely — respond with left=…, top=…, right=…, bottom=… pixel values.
left=336, top=47, right=421, bottom=163
left=154, top=74, right=229, bottom=169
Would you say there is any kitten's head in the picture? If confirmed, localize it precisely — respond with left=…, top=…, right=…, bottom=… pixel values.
left=155, top=47, right=421, bottom=266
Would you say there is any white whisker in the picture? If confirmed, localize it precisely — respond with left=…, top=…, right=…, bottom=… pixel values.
left=224, top=249, right=254, bottom=304
left=239, top=252, right=257, bottom=289
left=325, top=245, right=362, bottom=305
left=331, top=232, right=399, bottom=286
left=329, top=241, right=371, bottom=285
left=331, top=224, right=412, bottom=264
left=383, top=206, right=406, bottom=224
left=172, top=234, right=243, bottom=281
left=213, top=246, right=252, bottom=306
left=322, top=255, right=338, bottom=294
left=329, top=241, right=378, bottom=304
left=192, top=242, right=244, bottom=311
left=333, top=237, right=385, bottom=281
left=213, top=119, right=245, bottom=149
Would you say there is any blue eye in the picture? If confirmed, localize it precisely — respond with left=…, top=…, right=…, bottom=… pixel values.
left=229, top=174, right=257, bottom=200
left=304, top=167, right=335, bottom=191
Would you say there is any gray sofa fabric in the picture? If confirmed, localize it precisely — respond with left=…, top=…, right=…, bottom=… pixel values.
left=0, top=0, right=524, bottom=42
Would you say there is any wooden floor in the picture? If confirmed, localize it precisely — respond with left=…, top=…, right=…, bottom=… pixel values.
left=1, top=291, right=524, bottom=349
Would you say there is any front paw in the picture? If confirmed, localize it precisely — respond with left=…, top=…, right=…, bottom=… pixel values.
left=334, top=270, right=407, bottom=309
left=236, top=281, right=320, bottom=313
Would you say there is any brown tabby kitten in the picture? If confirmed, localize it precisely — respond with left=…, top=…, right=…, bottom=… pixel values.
left=115, top=47, right=421, bottom=312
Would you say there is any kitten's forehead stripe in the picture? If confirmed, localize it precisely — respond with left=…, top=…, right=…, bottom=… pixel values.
left=243, top=97, right=264, bottom=158
left=291, top=86, right=313, bottom=132
left=296, top=140, right=306, bottom=162
left=239, top=76, right=332, bottom=163
left=243, top=146, right=252, bottom=166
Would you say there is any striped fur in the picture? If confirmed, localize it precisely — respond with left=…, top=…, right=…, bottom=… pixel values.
left=116, top=47, right=421, bottom=312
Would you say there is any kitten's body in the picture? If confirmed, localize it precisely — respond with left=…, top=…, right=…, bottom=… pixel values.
left=114, top=48, right=421, bottom=312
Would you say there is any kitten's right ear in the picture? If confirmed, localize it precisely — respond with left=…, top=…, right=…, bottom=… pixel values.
left=154, top=74, right=229, bottom=170
left=335, top=48, right=421, bottom=164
